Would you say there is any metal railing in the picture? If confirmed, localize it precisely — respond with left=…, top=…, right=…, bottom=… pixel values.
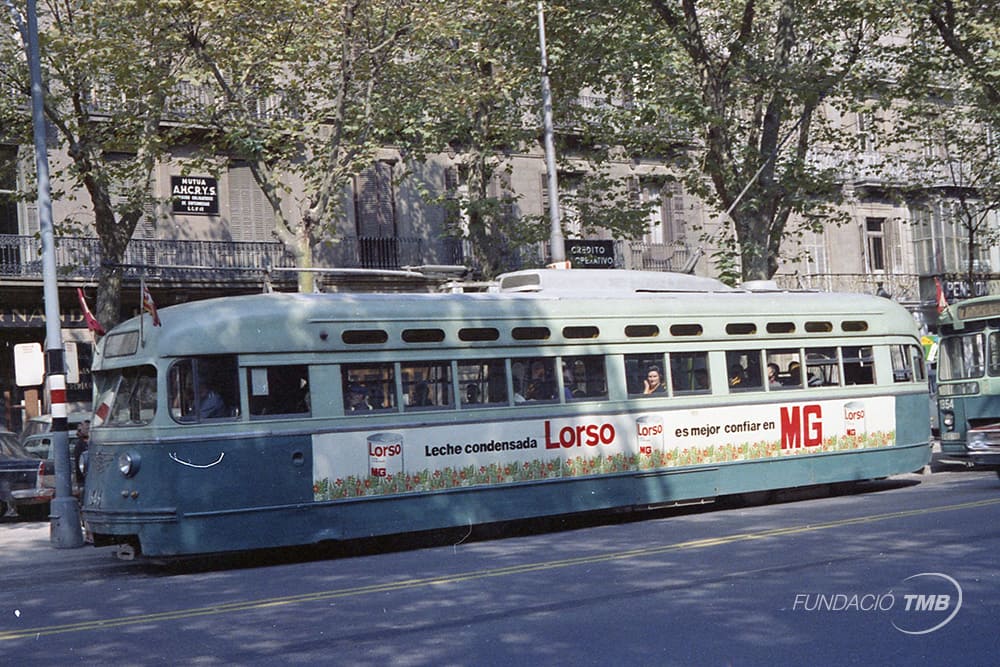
left=774, top=272, right=923, bottom=303
left=0, top=234, right=467, bottom=282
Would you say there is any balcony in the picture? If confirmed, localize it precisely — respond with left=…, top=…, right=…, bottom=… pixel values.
left=0, top=234, right=468, bottom=285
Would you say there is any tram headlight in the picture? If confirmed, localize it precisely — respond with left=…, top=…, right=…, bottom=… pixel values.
left=941, top=411, right=955, bottom=431
left=118, top=452, right=141, bottom=478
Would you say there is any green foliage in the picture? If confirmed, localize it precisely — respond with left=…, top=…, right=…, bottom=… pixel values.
left=0, top=0, right=190, bottom=327
left=546, top=0, right=899, bottom=281
left=891, top=2, right=1000, bottom=282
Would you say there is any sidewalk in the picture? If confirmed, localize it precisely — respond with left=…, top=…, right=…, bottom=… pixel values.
left=0, top=517, right=98, bottom=568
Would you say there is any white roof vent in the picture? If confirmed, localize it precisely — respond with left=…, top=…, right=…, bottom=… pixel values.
left=741, top=280, right=781, bottom=292
left=497, top=269, right=732, bottom=294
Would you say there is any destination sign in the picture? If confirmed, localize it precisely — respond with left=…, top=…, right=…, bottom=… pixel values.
left=957, top=299, right=1000, bottom=321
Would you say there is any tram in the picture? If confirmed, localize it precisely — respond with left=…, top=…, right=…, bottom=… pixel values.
left=81, top=269, right=932, bottom=558
left=935, top=294, right=1000, bottom=471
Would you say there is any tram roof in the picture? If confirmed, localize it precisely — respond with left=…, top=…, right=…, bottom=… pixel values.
left=96, top=270, right=919, bottom=361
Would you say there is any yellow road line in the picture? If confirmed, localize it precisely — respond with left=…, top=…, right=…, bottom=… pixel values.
left=4, top=496, right=999, bottom=641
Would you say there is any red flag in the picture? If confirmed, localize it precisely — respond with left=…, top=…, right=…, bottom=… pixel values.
left=141, top=279, right=161, bottom=326
left=76, top=288, right=106, bottom=336
left=935, top=277, right=949, bottom=314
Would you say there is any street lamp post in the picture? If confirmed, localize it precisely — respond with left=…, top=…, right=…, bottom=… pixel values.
left=537, top=2, right=566, bottom=268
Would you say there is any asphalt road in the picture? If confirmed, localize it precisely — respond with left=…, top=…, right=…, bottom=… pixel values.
left=2, top=467, right=999, bottom=666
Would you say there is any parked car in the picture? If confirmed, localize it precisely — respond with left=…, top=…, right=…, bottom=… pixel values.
left=21, top=413, right=90, bottom=481
left=19, top=412, right=90, bottom=446
left=22, top=431, right=79, bottom=459
left=0, top=430, right=55, bottom=520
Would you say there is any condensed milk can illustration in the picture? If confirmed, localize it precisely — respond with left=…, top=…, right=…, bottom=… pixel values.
left=843, top=402, right=867, bottom=437
left=636, top=415, right=664, bottom=455
left=367, top=432, right=404, bottom=478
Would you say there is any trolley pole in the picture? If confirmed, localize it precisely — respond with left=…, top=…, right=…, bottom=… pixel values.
left=24, top=0, right=83, bottom=547
left=537, top=2, right=566, bottom=268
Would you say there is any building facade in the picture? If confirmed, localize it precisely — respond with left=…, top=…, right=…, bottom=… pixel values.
left=2, top=102, right=997, bottom=429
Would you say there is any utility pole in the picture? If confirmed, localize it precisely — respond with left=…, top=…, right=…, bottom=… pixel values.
left=6, top=0, right=84, bottom=547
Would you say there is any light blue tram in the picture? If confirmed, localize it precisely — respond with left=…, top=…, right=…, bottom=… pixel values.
left=81, top=269, right=931, bottom=558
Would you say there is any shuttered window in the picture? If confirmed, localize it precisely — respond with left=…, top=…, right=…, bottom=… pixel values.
left=228, top=162, right=275, bottom=241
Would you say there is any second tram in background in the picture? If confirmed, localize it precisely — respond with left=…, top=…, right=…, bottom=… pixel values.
left=935, top=295, right=1000, bottom=474
left=81, top=269, right=932, bottom=558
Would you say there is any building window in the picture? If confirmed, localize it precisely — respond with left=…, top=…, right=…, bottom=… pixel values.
left=865, top=217, right=886, bottom=272
left=0, top=146, right=19, bottom=235
left=444, top=164, right=469, bottom=235
left=858, top=112, right=877, bottom=153
left=545, top=173, right=583, bottom=238
left=355, top=160, right=399, bottom=268
left=639, top=181, right=663, bottom=244
left=911, top=206, right=935, bottom=275
left=228, top=161, right=276, bottom=242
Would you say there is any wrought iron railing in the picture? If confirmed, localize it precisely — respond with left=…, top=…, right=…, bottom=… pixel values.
left=774, top=272, right=923, bottom=303
left=1, top=232, right=711, bottom=284
left=0, top=234, right=468, bottom=282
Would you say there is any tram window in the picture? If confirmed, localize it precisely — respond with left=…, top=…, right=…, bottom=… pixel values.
left=842, top=321, right=869, bottom=332
left=459, top=327, right=500, bottom=342
left=805, top=321, right=833, bottom=333
left=670, top=323, right=703, bottom=336
left=938, top=333, right=984, bottom=380
left=625, top=353, right=667, bottom=397
left=625, top=324, right=659, bottom=338
left=670, top=351, right=710, bottom=394
left=512, top=326, right=550, bottom=341
left=342, top=364, right=396, bottom=411
left=247, top=365, right=310, bottom=417
left=401, top=361, right=452, bottom=410
left=562, top=356, right=607, bottom=401
left=169, top=356, right=239, bottom=422
left=103, top=331, right=139, bottom=357
left=726, top=350, right=763, bottom=391
left=512, top=357, right=557, bottom=402
left=842, top=346, right=875, bottom=385
left=805, top=348, right=840, bottom=386
left=766, top=349, right=801, bottom=389
left=989, top=332, right=1000, bottom=376
left=458, top=359, right=508, bottom=407
left=103, top=365, right=157, bottom=426
left=726, top=323, right=757, bottom=335
left=342, top=329, right=389, bottom=345
left=912, top=346, right=927, bottom=381
left=402, top=329, right=445, bottom=343
left=890, top=345, right=914, bottom=382
left=563, top=326, right=599, bottom=339
left=766, top=322, right=795, bottom=334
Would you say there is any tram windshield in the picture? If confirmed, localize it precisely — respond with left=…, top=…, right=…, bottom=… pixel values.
left=938, top=332, right=986, bottom=381
left=93, top=365, right=157, bottom=426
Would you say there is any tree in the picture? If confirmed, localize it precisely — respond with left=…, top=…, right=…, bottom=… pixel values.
left=176, top=0, right=437, bottom=293
left=409, top=1, right=655, bottom=277
left=0, top=0, right=189, bottom=330
left=923, top=1, right=1000, bottom=123
left=895, top=2, right=1000, bottom=288
left=549, top=0, right=896, bottom=282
